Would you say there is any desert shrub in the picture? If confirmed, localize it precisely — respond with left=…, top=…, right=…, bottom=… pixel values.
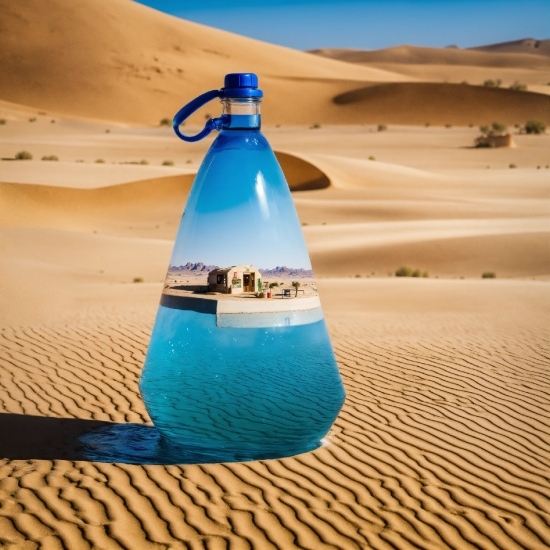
left=509, top=81, right=527, bottom=91
left=204, top=113, right=211, bottom=120
left=524, top=120, right=546, bottom=134
left=468, top=123, right=474, bottom=128
left=482, top=272, right=496, bottom=279
left=395, top=266, right=412, bottom=277
left=509, top=163, right=516, bottom=168
left=162, top=160, right=174, bottom=166
left=377, top=124, right=387, bottom=132
left=269, top=282, right=279, bottom=288
left=160, top=118, right=171, bottom=126
left=368, top=155, right=375, bottom=160
left=425, top=122, right=430, bottom=127
left=95, top=158, right=105, bottom=163
left=139, top=159, right=149, bottom=165
left=483, top=79, right=501, bottom=88
left=460, top=80, right=469, bottom=85
left=76, top=159, right=84, bottom=163
left=105, top=129, right=110, bottom=133
left=480, top=122, right=507, bottom=137
left=41, top=155, right=58, bottom=161
left=445, top=123, right=452, bottom=128
left=15, top=151, right=32, bottom=160
left=395, top=266, right=428, bottom=277
left=28, top=117, right=36, bottom=122
left=51, top=120, right=56, bottom=123
left=355, top=274, right=361, bottom=278
left=0, top=119, right=6, bottom=125
left=133, top=277, right=144, bottom=283
left=186, top=159, right=192, bottom=164
left=310, top=123, right=321, bottom=129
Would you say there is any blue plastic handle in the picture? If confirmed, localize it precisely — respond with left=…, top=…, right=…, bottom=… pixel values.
left=172, top=89, right=226, bottom=142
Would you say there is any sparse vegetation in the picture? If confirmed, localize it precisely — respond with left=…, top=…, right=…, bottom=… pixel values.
left=186, top=159, right=192, bottom=164
left=204, top=113, right=211, bottom=120
left=445, top=123, right=452, bottom=128
left=395, top=266, right=428, bottom=278
left=475, top=122, right=509, bottom=148
left=139, top=159, right=149, bottom=165
left=269, top=282, right=279, bottom=289
left=291, top=281, right=301, bottom=296
left=160, top=118, right=171, bottom=126
left=76, top=159, right=84, bottom=163
left=28, top=117, right=36, bottom=122
left=483, top=79, right=502, bottom=88
left=133, top=277, right=144, bottom=283
left=41, top=155, right=58, bottom=161
left=377, top=124, right=387, bottom=132
left=0, top=119, right=6, bottom=125
left=162, top=160, right=174, bottom=166
left=460, top=81, right=469, bottom=85
left=509, top=163, right=516, bottom=169
left=482, top=272, right=496, bottom=279
left=523, top=120, right=546, bottom=134
left=51, top=120, right=56, bottom=123
left=310, top=123, right=321, bottom=129
left=95, top=158, right=105, bottom=163
left=509, top=81, right=527, bottom=91
left=368, top=155, right=375, bottom=161
left=425, top=122, right=430, bottom=127
left=15, top=151, right=33, bottom=160
left=105, top=129, right=110, bottom=133
left=355, top=274, right=361, bottom=278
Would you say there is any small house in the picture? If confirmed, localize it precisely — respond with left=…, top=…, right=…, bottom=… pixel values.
left=208, top=265, right=262, bottom=294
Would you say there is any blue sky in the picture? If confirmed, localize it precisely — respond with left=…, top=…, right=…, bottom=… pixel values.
left=136, top=0, right=549, bottom=51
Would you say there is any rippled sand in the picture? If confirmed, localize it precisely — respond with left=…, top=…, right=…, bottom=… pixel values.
left=1, top=279, right=548, bottom=549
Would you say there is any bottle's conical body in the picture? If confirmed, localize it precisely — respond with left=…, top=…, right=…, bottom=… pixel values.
left=139, top=126, right=345, bottom=462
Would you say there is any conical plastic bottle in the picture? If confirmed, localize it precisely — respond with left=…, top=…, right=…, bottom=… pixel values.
left=139, top=73, right=345, bottom=462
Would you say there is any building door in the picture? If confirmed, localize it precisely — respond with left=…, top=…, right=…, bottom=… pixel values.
left=243, top=273, right=255, bottom=292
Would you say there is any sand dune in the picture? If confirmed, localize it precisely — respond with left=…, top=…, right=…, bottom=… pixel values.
left=469, top=38, right=550, bottom=56
left=0, top=279, right=548, bottom=548
left=0, top=0, right=404, bottom=126
left=310, top=44, right=550, bottom=90
left=332, top=83, right=550, bottom=125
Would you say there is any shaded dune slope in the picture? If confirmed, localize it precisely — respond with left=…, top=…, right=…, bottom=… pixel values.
left=334, top=83, right=550, bottom=125
left=0, top=285, right=548, bottom=548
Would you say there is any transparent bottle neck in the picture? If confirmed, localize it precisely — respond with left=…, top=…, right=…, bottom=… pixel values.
left=221, top=98, right=261, bottom=129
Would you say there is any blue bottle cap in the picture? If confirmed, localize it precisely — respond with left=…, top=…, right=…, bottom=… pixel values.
left=222, top=73, right=263, bottom=98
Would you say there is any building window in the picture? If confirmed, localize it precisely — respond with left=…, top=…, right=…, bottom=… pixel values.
left=217, top=274, right=226, bottom=285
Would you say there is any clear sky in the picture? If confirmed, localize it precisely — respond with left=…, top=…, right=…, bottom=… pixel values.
left=135, top=0, right=549, bottom=51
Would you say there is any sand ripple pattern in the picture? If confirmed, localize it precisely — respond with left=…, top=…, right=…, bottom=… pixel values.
left=1, top=309, right=549, bottom=549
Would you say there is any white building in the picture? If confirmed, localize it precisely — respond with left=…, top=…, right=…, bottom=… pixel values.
left=208, top=265, right=262, bottom=294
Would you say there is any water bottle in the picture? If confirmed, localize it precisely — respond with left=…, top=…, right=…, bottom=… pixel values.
left=139, top=73, right=345, bottom=462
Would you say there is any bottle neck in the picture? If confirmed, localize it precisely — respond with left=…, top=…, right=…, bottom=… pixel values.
left=221, top=98, right=261, bottom=130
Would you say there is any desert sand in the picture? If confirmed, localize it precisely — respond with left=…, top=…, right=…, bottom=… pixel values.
left=1, top=0, right=550, bottom=548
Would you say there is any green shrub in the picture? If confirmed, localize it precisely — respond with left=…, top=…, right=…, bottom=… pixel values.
left=15, top=151, right=32, bottom=160
left=509, top=81, right=527, bottom=91
left=41, top=155, right=58, bottom=161
left=269, top=282, right=279, bottom=288
left=483, top=79, right=501, bottom=88
left=482, top=272, right=496, bottom=279
left=162, top=160, right=174, bottom=166
left=377, top=124, right=387, bottom=132
left=160, top=118, right=171, bottom=126
left=524, top=120, right=546, bottom=134
left=395, top=266, right=428, bottom=278
left=395, top=266, right=412, bottom=277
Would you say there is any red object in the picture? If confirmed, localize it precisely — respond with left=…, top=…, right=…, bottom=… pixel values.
left=267, top=292, right=272, bottom=298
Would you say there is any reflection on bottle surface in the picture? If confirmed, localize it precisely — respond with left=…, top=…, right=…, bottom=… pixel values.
left=140, top=306, right=345, bottom=461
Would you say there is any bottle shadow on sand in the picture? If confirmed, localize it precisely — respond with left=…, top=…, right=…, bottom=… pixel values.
left=0, top=413, right=320, bottom=464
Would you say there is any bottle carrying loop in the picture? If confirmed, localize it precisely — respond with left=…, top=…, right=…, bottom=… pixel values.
left=173, top=73, right=263, bottom=142
left=172, top=89, right=226, bottom=143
